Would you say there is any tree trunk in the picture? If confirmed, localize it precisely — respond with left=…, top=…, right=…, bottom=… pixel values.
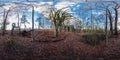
left=91, top=8, right=94, bottom=30
left=114, top=8, right=118, bottom=35
left=108, top=9, right=113, bottom=35
left=38, top=20, right=41, bottom=29
left=2, top=9, right=10, bottom=35
left=31, top=6, right=35, bottom=41
left=59, top=26, right=62, bottom=32
left=38, top=22, right=40, bottom=29
left=54, top=22, right=58, bottom=37
left=105, top=8, right=108, bottom=46
left=24, top=23, right=26, bottom=29
left=17, top=12, right=20, bottom=33
left=55, top=27, right=58, bottom=37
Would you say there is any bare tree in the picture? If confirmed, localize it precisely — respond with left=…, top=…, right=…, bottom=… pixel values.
left=17, top=12, right=20, bottom=33
left=107, top=9, right=114, bottom=35
left=2, top=9, right=10, bottom=35
left=113, top=1, right=120, bottom=35
left=105, top=8, right=109, bottom=46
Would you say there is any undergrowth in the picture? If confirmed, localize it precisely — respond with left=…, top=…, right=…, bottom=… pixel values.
left=82, top=33, right=106, bottom=46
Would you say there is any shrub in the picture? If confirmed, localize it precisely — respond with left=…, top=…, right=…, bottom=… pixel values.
left=5, top=36, right=24, bottom=49
left=82, top=29, right=105, bottom=33
left=82, top=29, right=91, bottom=33
left=95, top=29, right=104, bottom=33
left=97, top=33, right=106, bottom=40
left=82, top=33, right=106, bottom=46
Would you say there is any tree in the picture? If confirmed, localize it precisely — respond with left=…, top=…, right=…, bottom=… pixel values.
left=105, top=8, right=109, bottom=46
left=113, top=1, right=120, bottom=35
left=0, top=19, right=10, bottom=31
left=17, top=12, right=21, bottom=33
left=96, top=2, right=114, bottom=34
left=21, top=14, right=29, bottom=29
left=2, top=9, right=10, bottom=35
left=36, top=17, right=42, bottom=29
left=84, top=3, right=95, bottom=30
left=107, top=9, right=114, bottom=35
left=95, top=2, right=112, bottom=46
left=31, top=5, right=35, bottom=41
left=49, top=8, right=72, bottom=37
left=73, top=17, right=82, bottom=32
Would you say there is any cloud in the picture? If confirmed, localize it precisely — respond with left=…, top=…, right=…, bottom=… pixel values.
left=27, top=2, right=53, bottom=17
left=55, top=1, right=75, bottom=9
left=2, top=3, right=18, bottom=10
left=92, top=11, right=103, bottom=15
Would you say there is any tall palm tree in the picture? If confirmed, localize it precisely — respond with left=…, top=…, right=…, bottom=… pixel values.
left=49, top=8, right=72, bottom=37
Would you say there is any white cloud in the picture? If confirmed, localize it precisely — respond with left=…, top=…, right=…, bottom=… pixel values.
left=27, top=2, right=53, bottom=12
left=2, top=3, right=17, bottom=10
left=92, top=11, right=103, bottom=15
left=73, top=8, right=76, bottom=10
left=55, top=1, right=75, bottom=9
left=27, top=1, right=74, bottom=17
left=76, top=5, right=81, bottom=8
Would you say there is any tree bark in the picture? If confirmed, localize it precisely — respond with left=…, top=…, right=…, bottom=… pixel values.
left=31, top=6, right=35, bottom=41
left=2, top=9, right=10, bottom=35
left=108, top=9, right=113, bottom=35
left=54, top=21, right=58, bottom=37
left=114, top=8, right=118, bottom=35
left=91, top=8, right=94, bottom=30
left=105, top=8, right=108, bottom=46
left=55, top=27, right=58, bottom=37
left=17, top=12, right=20, bottom=33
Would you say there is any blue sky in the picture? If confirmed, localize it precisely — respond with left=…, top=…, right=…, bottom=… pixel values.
left=0, top=0, right=120, bottom=29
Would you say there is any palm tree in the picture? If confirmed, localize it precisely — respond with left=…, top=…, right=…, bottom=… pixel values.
left=49, top=8, right=72, bottom=37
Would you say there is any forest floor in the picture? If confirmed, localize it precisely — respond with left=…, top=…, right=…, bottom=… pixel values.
left=0, top=30, right=120, bottom=60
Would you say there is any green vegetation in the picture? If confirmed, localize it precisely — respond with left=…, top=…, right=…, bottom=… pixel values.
left=82, top=33, right=106, bottom=46
left=82, top=29, right=105, bottom=33
left=5, top=36, right=25, bottom=49
left=49, top=8, right=72, bottom=37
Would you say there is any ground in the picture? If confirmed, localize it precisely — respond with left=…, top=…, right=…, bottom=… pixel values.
left=0, top=30, right=120, bottom=60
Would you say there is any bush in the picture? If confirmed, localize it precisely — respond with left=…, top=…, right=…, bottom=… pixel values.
left=97, top=33, right=106, bottom=40
left=82, top=29, right=91, bottom=33
left=95, top=29, right=104, bottom=33
left=82, top=29, right=104, bottom=33
left=82, top=33, right=106, bottom=46
left=5, top=36, right=24, bottom=49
